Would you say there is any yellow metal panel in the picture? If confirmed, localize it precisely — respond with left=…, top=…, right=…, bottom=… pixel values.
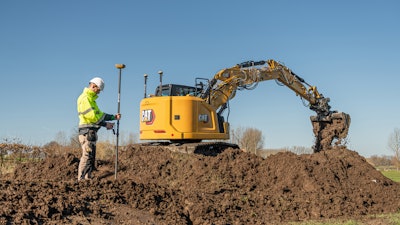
left=139, top=95, right=229, bottom=141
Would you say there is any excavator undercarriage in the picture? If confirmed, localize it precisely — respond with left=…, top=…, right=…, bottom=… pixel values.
left=140, top=141, right=240, bottom=156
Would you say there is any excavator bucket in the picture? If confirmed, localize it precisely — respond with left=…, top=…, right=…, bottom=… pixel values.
left=310, top=112, right=351, bottom=152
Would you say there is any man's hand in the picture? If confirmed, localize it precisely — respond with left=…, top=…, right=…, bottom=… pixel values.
left=106, top=122, right=115, bottom=130
left=115, top=113, right=121, bottom=120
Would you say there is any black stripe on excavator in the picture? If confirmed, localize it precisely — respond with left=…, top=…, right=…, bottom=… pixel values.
left=290, top=71, right=305, bottom=83
left=237, top=60, right=266, bottom=68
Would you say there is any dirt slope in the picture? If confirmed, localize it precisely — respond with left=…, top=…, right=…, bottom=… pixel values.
left=1, top=145, right=400, bottom=224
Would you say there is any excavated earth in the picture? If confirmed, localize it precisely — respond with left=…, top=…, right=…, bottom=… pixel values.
left=1, top=145, right=400, bottom=224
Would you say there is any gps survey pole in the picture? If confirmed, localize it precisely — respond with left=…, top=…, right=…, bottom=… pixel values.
left=114, top=63, right=125, bottom=179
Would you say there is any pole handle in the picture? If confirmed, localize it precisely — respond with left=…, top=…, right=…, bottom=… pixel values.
left=115, top=64, right=126, bottom=69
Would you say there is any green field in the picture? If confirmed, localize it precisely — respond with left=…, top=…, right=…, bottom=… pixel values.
left=381, top=169, right=400, bottom=182
left=289, top=212, right=400, bottom=225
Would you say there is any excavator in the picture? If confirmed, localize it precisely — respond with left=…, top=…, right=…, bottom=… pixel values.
left=139, top=59, right=350, bottom=154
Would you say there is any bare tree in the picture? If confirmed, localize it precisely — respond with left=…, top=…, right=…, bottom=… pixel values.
left=387, top=128, right=400, bottom=170
left=68, top=128, right=81, bottom=150
left=124, top=132, right=138, bottom=146
left=367, top=155, right=392, bottom=167
left=230, top=126, right=244, bottom=146
left=231, top=127, right=264, bottom=154
left=43, top=141, right=62, bottom=156
left=54, top=131, right=68, bottom=146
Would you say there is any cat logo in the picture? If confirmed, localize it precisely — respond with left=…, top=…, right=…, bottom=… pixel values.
left=198, top=114, right=209, bottom=123
left=142, top=109, right=155, bottom=125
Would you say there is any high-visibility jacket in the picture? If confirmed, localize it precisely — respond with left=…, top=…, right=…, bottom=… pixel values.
left=77, top=87, right=106, bottom=130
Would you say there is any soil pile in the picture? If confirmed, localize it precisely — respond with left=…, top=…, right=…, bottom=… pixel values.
left=1, top=145, right=400, bottom=224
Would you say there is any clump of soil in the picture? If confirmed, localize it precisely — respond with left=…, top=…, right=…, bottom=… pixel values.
left=312, top=112, right=351, bottom=151
left=1, top=145, right=399, bottom=224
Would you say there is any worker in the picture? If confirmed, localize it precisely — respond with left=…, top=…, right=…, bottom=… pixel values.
left=76, top=77, right=121, bottom=181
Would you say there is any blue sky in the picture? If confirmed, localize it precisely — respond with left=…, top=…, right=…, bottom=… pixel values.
left=1, top=0, right=399, bottom=157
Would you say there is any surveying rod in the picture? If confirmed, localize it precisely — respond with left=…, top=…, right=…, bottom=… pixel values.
left=114, top=63, right=125, bottom=179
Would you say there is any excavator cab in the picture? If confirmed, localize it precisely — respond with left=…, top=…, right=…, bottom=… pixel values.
left=155, top=84, right=198, bottom=97
left=140, top=83, right=230, bottom=142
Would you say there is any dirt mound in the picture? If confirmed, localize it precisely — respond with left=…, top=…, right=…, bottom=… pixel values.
left=1, top=145, right=400, bottom=224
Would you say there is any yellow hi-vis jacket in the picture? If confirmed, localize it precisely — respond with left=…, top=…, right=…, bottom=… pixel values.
left=77, top=87, right=106, bottom=129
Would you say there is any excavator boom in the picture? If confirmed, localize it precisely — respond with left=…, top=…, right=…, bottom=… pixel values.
left=201, top=59, right=350, bottom=152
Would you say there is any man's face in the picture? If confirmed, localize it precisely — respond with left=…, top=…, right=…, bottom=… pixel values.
left=90, top=83, right=101, bottom=94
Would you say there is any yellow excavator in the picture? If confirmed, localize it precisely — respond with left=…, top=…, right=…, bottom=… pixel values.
left=139, top=59, right=350, bottom=154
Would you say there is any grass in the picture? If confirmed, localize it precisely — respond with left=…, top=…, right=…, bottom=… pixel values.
left=381, top=169, right=400, bottom=182
left=374, top=212, right=400, bottom=224
left=290, top=221, right=358, bottom=225
left=288, top=212, right=400, bottom=225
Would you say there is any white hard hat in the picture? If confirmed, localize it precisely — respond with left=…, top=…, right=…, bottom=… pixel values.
left=89, top=77, right=105, bottom=91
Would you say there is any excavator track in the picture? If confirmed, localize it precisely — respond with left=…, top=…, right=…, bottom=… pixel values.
left=140, top=142, right=240, bottom=156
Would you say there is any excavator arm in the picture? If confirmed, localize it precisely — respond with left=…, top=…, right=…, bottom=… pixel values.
left=201, top=59, right=350, bottom=152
